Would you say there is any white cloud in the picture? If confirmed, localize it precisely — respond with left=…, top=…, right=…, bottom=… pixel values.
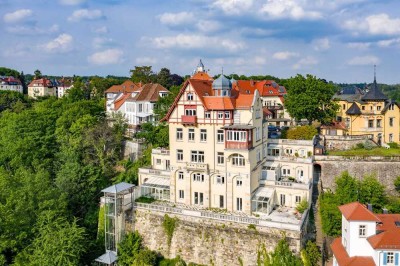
left=88, top=49, right=123, bottom=65
left=59, top=0, right=86, bottom=5
left=92, top=37, right=115, bottom=49
left=196, top=20, right=221, bottom=32
left=272, top=51, right=299, bottom=60
left=7, top=23, right=59, bottom=35
left=347, top=42, right=371, bottom=50
left=212, top=0, right=253, bottom=15
left=136, top=57, right=157, bottom=65
left=150, top=34, right=245, bottom=52
left=377, top=38, right=400, bottom=48
left=254, top=57, right=266, bottom=65
left=68, top=9, right=104, bottom=22
left=159, top=12, right=194, bottom=26
left=293, top=56, right=318, bottom=69
left=313, top=38, right=330, bottom=51
left=347, top=55, right=380, bottom=66
left=260, top=0, right=322, bottom=20
left=42, top=33, right=73, bottom=53
left=3, top=9, right=33, bottom=23
left=94, top=26, right=108, bottom=34
left=344, top=13, right=400, bottom=36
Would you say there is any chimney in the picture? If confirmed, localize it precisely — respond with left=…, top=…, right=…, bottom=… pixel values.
left=383, top=208, right=388, bottom=214
left=250, top=79, right=255, bottom=87
left=367, top=203, right=373, bottom=212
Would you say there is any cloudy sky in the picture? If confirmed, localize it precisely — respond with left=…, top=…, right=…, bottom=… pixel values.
left=1, top=0, right=400, bottom=83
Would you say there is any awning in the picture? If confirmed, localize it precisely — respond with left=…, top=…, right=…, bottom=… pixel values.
left=95, top=251, right=117, bottom=264
left=136, top=113, right=152, bottom=118
left=142, top=176, right=170, bottom=189
left=252, top=187, right=274, bottom=202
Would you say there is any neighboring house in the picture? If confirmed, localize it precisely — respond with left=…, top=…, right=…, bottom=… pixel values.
left=328, top=75, right=400, bottom=145
left=105, top=80, right=169, bottom=133
left=137, top=62, right=314, bottom=219
left=55, top=78, right=73, bottom=98
left=331, top=202, right=400, bottom=266
left=0, top=76, right=23, bottom=93
left=28, top=78, right=56, bottom=98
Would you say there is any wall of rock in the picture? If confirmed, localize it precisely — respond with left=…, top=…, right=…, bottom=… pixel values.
left=131, top=209, right=302, bottom=266
left=315, top=156, right=400, bottom=194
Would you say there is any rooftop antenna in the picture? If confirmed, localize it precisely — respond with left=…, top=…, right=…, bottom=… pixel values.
left=221, top=67, right=224, bottom=76
left=374, top=64, right=376, bottom=83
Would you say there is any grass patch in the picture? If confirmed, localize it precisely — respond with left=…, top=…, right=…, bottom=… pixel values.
left=328, top=147, right=400, bottom=157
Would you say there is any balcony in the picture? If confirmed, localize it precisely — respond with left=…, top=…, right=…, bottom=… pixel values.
left=225, top=141, right=252, bottom=150
left=152, top=148, right=170, bottom=155
left=185, top=162, right=208, bottom=172
left=181, top=115, right=197, bottom=125
left=264, top=180, right=311, bottom=190
left=266, top=105, right=284, bottom=111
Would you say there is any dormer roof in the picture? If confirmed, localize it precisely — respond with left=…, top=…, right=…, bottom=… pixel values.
left=346, top=102, right=362, bottom=115
left=339, top=202, right=381, bottom=222
left=212, top=74, right=232, bottom=90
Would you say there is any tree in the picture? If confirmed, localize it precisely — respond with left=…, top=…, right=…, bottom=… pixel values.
left=0, top=67, right=19, bottom=77
left=117, top=231, right=143, bottom=266
left=334, top=171, right=358, bottom=204
left=285, top=74, right=339, bottom=124
left=34, top=69, right=42, bottom=79
left=358, top=175, right=388, bottom=211
left=14, top=211, right=86, bottom=266
left=156, top=67, right=172, bottom=89
left=394, top=176, right=400, bottom=193
left=286, top=125, right=318, bottom=140
left=130, top=66, right=155, bottom=84
left=301, top=241, right=320, bottom=266
left=154, top=85, right=180, bottom=120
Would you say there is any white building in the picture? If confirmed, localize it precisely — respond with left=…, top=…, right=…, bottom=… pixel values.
left=105, top=80, right=169, bottom=133
left=0, top=76, right=23, bottom=93
left=138, top=61, right=314, bottom=218
left=331, top=202, right=400, bottom=266
left=55, top=78, right=73, bottom=98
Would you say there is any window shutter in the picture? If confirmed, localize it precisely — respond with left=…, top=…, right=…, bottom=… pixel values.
left=383, top=252, right=387, bottom=266
left=395, top=253, right=399, bottom=266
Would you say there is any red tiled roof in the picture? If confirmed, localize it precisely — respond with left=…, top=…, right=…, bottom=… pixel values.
left=105, top=80, right=141, bottom=94
left=331, top=238, right=375, bottom=266
left=367, top=214, right=400, bottom=250
left=1, top=76, right=22, bottom=84
left=339, top=202, right=381, bottom=222
left=114, top=93, right=131, bottom=111
left=28, top=78, right=53, bottom=87
left=191, top=72, right=212, bottom=81
left=131, top=83, right=169, bottom=102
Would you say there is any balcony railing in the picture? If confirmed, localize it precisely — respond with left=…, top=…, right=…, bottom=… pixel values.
left=152, top=148, right=170, bottom=155
left=185, top=162, right=208, bottom=171
left=181, top=115, right=197, bottom=125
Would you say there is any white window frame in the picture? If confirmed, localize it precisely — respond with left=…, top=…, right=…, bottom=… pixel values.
left=236, top=197, right=242, bottom=211
left=177, top=149, right=183, bottom=161
left=225, top=111, right=230, bottom=119
left=176, top=128, right=183, bottom=140
left=359, top=225, right=366, bottom=237
left=187, top=93, right=193, bottom=101
left=217, top=152, right=224, bottom=165
left=205, top=111, right=211, bottom=119
left=200, top=129, right=207, bottom=142
left=188, top=129, right=195, bottom=141
left=185, top=109, right=196, bottom=116
left=192, top=173, right=205, bottom=182
left=179, top=190, right=184, bottom=199
left=178, top=171, right=184, bottom=180
left=191, top=150, right=204, bottom=163
left=218, top=111, right=224, bottom=119
left=232, top=154, right=245, bottom=166
left=217, top=130, right=224, bottom=143
left=216, top=175, right=225, bottom=184
left=236, top=179, right=243, bottom=186
left=227, top=130, right=247, bottom=142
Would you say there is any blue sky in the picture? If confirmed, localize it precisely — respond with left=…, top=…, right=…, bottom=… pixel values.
left=1, top=0, right=400, bottom=83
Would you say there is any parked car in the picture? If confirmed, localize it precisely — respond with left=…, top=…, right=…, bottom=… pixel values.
left=268, top=125, right=277, bottom=132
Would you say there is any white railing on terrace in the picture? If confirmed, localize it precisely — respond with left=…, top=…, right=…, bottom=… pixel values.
left=314, top=155, right=400, bottom=161
left=185, top=162, right=209, bottom=171
left=266, top=156, right=313, bottom=163
left=134, top=202, right=306, bottom=231
left=152, top=148, right=170, bottom=155
left=264, top=180, right=311, bottom=190
left=138, top=168, right=171, bottom=176
left=321, top=134, right=373, bottom=140
left=268, top=139, right=314, bottom=146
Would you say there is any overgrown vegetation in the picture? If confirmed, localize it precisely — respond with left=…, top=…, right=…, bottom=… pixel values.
left=0, top=89, right=125, bottom=264
left=296, top=199, right=309, bottom=214
left=163, top=214, right=178, bottom=248
left=300, top=241, right=321, bottom=266
left=286, top=125, right=318, bottom=140
left=328, top=146, right=400, bottom=156
left=257, top=237, right=303, bottom=266
left=135, top=196, right=157, bottom=203
left=319, top=171, right=394, bottom=236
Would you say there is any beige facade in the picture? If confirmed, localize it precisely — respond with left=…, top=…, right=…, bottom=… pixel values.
left=28, top=78, right=56, bottom=98
left=138, top=64, right=314, bottom=218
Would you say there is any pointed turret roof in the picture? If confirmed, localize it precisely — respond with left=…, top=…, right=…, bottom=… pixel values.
left=362, top=72, right=387, bottom=101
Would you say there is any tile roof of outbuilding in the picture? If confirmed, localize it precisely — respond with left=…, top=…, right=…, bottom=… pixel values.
left=331, top=238, right=375, bottom=266
left=339, top=202, right=381, bottom=222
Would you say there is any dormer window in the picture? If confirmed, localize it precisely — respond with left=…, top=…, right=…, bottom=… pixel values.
left=187, top=93, right=193, bottom=101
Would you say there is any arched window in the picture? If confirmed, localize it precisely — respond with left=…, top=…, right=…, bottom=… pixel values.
left=231, top=154, right=245, bottom=166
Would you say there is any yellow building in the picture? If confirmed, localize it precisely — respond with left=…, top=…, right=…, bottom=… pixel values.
left=326, top=77, right=400, bottom=145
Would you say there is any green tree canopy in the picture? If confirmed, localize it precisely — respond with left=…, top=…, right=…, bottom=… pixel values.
left=285, top=74, right=339, bottom=124
left=0, top=67, right=19, bottom=77
left=130, top=66, right=155, bottom=84
left=286, top=125, right=318, bottom=140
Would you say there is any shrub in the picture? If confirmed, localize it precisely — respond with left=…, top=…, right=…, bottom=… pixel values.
left=135, top=196, right=156, bottom=203
left=248, top=224, right=257, bottom=230
left=363, top=140, right=374, bottom=150
left=163, top=214, right=178, bottom=247
left=296, top=199, right=308, bottom=214
left=286, top=125, right=317, bottom=140
left=355, top=142, right=364, bottom=149
left=388, top=142, right=399, bottom=149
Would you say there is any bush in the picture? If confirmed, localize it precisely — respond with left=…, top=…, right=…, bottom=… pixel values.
left=286, top=125, right=317, bottom=140
left=388, top=142, right=399, bottom=149
left=135, top=196, right=156, bottom=203
left=363, top=140, right=374, bottom=150
left=296, top=199, right=308, bottom=214
left=355, top=142, right=364, bottom=149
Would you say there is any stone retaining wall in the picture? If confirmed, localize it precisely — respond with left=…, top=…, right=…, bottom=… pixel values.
left=131, top=209, right=302, bottom=266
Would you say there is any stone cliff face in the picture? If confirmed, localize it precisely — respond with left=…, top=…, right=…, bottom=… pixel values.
left=131, top=209, right=302, bottom=266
